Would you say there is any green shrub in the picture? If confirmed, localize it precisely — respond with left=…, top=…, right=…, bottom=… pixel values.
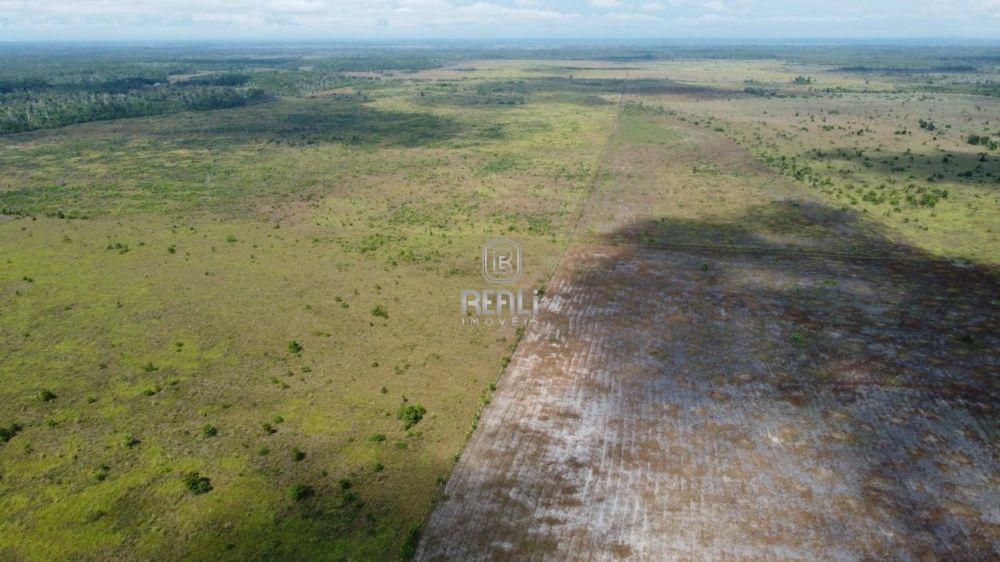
left=371, top=305, right=389, bottom=319
left=38, top=389, right=56, bottom=402
left=292, top=447, right=306, bottom=461
left=106, top=242, right=129, bottom=254
left=94, top=464, right=110, bottom=481
left=183, top=472, right=213, bottom=494
left=287, top=340, right=303, bottom=354
left=369, top=433, right=386, bottom=442
left=0, top=422, right=22, bottom=443
left=122, top=433, right=141, bottom=448
left=287, top=483, right=314, bottom=501
left=202, top=424, right=218, bottom=438
left=340, top=491, right=359, bottom=506
left=396, top=403, right=427, bottom=429
left=400, top=524, right=422, bottom=559
left=790, top=329, right=807, bottom=346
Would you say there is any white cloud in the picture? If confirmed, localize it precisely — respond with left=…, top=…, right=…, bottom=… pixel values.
left=0, top=0, right=998, bottom=38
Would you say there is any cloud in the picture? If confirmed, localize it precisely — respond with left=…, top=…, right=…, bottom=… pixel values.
left=0, top=0, right=998, bottom=39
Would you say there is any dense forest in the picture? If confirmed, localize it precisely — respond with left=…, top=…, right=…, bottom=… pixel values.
left=0, top=86, right=272, bottom=134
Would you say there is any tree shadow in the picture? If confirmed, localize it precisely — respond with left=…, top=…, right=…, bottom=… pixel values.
left=146, top=97, right=464, bottom=148
left=2, top=96, right=467, bottom=150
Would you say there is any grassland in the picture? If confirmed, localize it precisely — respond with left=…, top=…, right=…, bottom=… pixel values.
left=0, top=50, right=616, bottom=560
left=0, top=44, right=997, bottom=560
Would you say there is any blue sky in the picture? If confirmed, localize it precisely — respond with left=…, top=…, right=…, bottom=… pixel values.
left=1, top=1, right=998, bottom=41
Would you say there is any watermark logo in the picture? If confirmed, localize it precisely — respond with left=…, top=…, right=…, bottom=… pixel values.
left=461, top=237, right=539, bottom=327
left=482, top=237, right=522, bottom=284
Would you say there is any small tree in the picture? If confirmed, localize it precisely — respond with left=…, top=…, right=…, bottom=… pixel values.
left=183, top=472, right=213, bottom=494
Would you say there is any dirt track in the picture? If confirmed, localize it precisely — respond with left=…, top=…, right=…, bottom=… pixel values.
left=416, top=109, right=999, bottom=561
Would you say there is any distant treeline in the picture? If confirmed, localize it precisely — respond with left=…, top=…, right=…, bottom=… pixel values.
left=0, top=73, right=252, bottom=94
left=835, top=65, right=979, bottom=73
left=0, top=86, right=272, bottom=134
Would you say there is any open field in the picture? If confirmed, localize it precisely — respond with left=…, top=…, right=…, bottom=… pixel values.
left=1, top=44, right=998, bottom=560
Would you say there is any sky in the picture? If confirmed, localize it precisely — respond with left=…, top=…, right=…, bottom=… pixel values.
left=1, top=0, right=999, bottom=41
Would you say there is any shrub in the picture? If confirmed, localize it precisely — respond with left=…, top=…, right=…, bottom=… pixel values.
left=371, top=305, right=389, bottom=319
left=183, top=472, right=213, bottom=494
left=287, top=483, right=314, bottom=501
left=396, top=403, right=427, bottom=429
left=202, top=424, right=218, bottom=438
left=790, top=329, right=807, bottom=346
left=292, top=447, right=306, bottom=461
left=369, top=433, right=386, bottom=443
left=287, top=340, right=303, bottom=354
left=340, top=491, right=359, bottom=506
left=952, top=333, right=984, bottom=349
left=94, top=464, right=110, bottom=481
left=0, top=422, right=22, bottom=443
left=122, top=433, right=141, bottom=448
left=225, top=234, right=237, bottom=243
left=106, top=242, right=129, bottom=254
left=38, top=389, right=56, bottom=402
left=400, top=524, right=422, bottom=559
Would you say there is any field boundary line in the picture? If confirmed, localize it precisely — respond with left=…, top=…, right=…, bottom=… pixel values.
left=546, top=71, right=630, bottom=280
